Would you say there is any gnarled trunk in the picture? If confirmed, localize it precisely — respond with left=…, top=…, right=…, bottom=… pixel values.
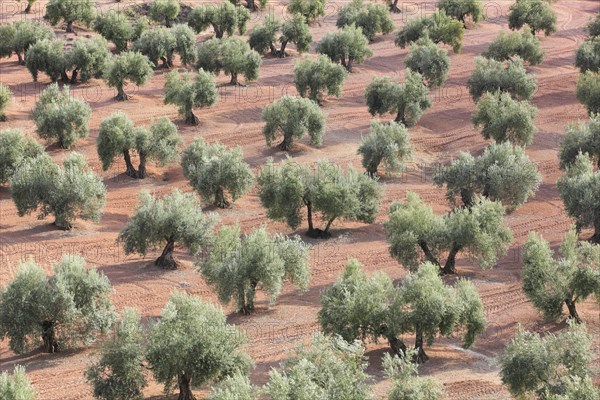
left=460, top=188, right=474, bottom=209
left=278, top=134, right=292, bottom=151
left=123, top=149, right=138, bottom=177
left=346, top=57, right=354, bottom=73
left=214, top=187, right=230, bottom=208
left=229, top=73, right=238, bottom=85
left=418, top=240, right=440, bottom=267
left=214, top=25, right=224, bottom=39
left=185, top=110, right=199, bottom=125
left=69, top=68, right=79, bottom=84
left=565, top=299, right=582, bottom=323
left=389, top=0, right=401, bottom=13
left=115, top=85, right=129, bottom=101
left=54, top=214, right=72, bottom=230
left=155, top=236, right=177, bottom=269
left=17, top=51, right=24, bottom=65
left=279, top=41, right=288, bottom=58
left=137, top=154, right=147, bottom=179
left=66, top=21, right=74, bottom=33
left=441, top=244, right=461, bottom=275
left=387, top=334, right=407, bottom=357
left=414, top=329, right=429, bottom=363
left=177, top=374, right=195, bottom=400
left=246, top=0, right=257, bottom=11
left=323, top=217, right=336, bottom=235
left=24, top=1, right=32, bottom=13
left=42, top=320, right=58, bottom=353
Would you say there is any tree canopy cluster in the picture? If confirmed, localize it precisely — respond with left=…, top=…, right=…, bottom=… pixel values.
left=558, top=113, right=600, bottom=169
left=188, top=1, right=250, bottom=38
left=133, top=24, right=197, bottom=68
left=0, top=366, right=37, bottom=400
left=0, top=128, right=43, bottom=186
left=336, top=0, right=394, bottom=41
left=249, top=14, right=312, bottom=57
left=0, top=84, right=12, bottom=121
left=164, top=69, right=218, bottom=125
left=196, top=37, right=262, bottom=85
left=294, top=55, right=347, bottom=104
left=483, top=27, right=545, bottom=65
left=0, top=19, right=54, bottom=64
left=395, top=10, right=464, bottom=53
left=357, top=120, right=412, bottom=176
left=438, top=0, right=484, bottom=27
left=44, top=0, right=95, bottom=33
left=316, top=24, right=373, bottom=72
left=508, top=0, right=557, bottom=36
left=467, top=56, right=537, bottom=102
left=103, top=51, right=155, bottom=100
left=93, top=11, right=149, bottom=52
left=287, top=0, right=326, bottom=22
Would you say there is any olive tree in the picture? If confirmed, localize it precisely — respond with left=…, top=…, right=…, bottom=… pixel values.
left=557, top=152, right=600, bottom=243
left=336, top=0, right=394, bottom=41
left=258, top=158, right=381, bottom=237
left=149, top=0, right=180, bottom=27
left=438, top=0, right=483, bottom=27
left=32, top=83, right=91, bottom=149
left=357, top=120, right=412, bottom=176
left=318, top=259, right=486, bottom=362
left=316, top=24, right=373, bottom=72
left=196, top=37, right=261, bottom=85
left=104, top=51, right=154, bottom=100
left=384, top=352, right=443, bottom=400
left=0, top=84, right=12, bottom=121
left=395, top=10, right=464, bottom=53
left=576, top=37, right=600, bottom=73
left=508, top=0, right=557, bottom=36
left=405, top=36, right=450, bottom=88
left=588, top=13, right=600, bottom=38
left=230, top=0, right=266, bottom=11
left=287, top=0, right=325, bottom=22
left=472, top=91, right=538, bottom=146
left=146, top=291, right=252, bottom=400
left=467, top=56, right=537, bottom=101
left=11, top=153, right=106, bottom=230
left=0, top=129, right=43, bottom=185
left=188, top=2, right=249, bottom=38
left=97, top=112, right=181, bottom=179
left=19, top=0, right=37, bottom=13
left=576, top=71, right=600, bottom=115
left=294, top=55, right=347, bottom=104
left=0, top=20, right=54, bottom=65
left=181, top=138, right=253, bottom=208
left=249, top=14, right=312, bottom=57
left=164, top=69, right=217, bottom=125
left=208, top=374, right=258, bottom=400
left=262, top=96, right=325, bottom=151
left=198, top=225, right=310, bottom=314
left=44, top=0, right=95, bottom=33
left=93, top=12, right=134, bottom=53
left=483, top=27, right=544, bottom=65
left=0, top=255, right=115, bottom=354
left=133, top=27, right=176, bottom=68
left=499, top=323, right=599, bottom=399
left=0, top=366, right=37, bottom=400
left=434, top=141, right=541, bottom=210
left=364, top=70, right=431, bottom=127
left=25, top=39, right=66, bottom=82
left=64, top=36, right=110, bottom=83
left=118, top=189, right=218, bottom=269
left=559, top=114, right=600, bottom=169
left=384, top=192, right=512, bottom=274
left=85, top=308, right=147, bottom=400
left=523, top=228, right=600, bottom=324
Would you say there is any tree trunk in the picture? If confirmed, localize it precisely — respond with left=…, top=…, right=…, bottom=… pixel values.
left=215, top=187, right=230, bottom=208
left=230, top=73, right=238, bottom=85
left=165, top=18, right=172, bottom=28
left=69, top=68, right=79, bottom=84
left=460, top=188, right=474, bottom=209
left=246, top=0, right=257, bottom=11
left=54, top=214, right=72, bottom=230
left=177, top=374, right=195, bottom=400
left=278, top=134, right=292, bottom=151
left=245, top=281, right=257, bottom=313
left=42, top=321, right=58, bottom=353
left=389, top=0, right=401, bottom=13
left=414, top=330, right=429, bottom=363
left=137, top=154, right=147, bottom=179
left=591, top=219, right=600, bottom=244
left=0, top=113, right=6, bottom=122
left=123, top=149, right=138, bottom=178
left=441, top=244, right=461, bottom=275
left=394, top=111, right=406, bottom=125
left=160, top=56, right=171, bottom=69
left=279, top=41, right=288, bottom=58
left=387, top=335, right=407, bottom=356
left=115, top=85, right=129, bottom=101
left=269, top=43, right=277, bottom=56
left=306, top=200, right=314, bottom=232
left=418, top=240, right=439, bottom=267
left=323, top=217, right=336, bottom=235
left=17, top=51, right=24, bottom=65
left=185, top=110, right=199, bottom=125
left=367, top=165, right=378, bottom=177
left=155, top=237, right=178, bottom=269
left=25, top=1, right=32, bottom=13
left=66, top=21, right=74, bottom=33
left=565, top=299, right=582, bottom=323
left=346, top=57, right=354, bottom=73
left=215, top=26, right=224, bottom=39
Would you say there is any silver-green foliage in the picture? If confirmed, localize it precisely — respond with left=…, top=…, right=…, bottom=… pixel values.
left=287, top=0, right=326, bottom=22
left=577, top=71, right=600, bottom=115
left=471, top=91, right=537, bottom=146
left=133, top=27, right=176, bottom=68
left=434, top=141, right=541, bottom=210
left=557, top=152, right=600, bottom=242
left=196, top=37, right=261, bottom=85
left=25, top=38, right=66, bottom=82
left=93, top=11, right=134, bottom=52
left=164, top=69, right=217, bottom=125
left=85, top=308, right=147, bottom=400
left=198, top=225, right=310, bottom=314
left=261, top=95, right=325, bottom=150
left=181, top=138, right=253, bottom=207
left=0, top=255, right=115, bottom=354
left=104, top=51, right=154, bottom=100
left=523, top=228, right=600, bottom=323
left=364, top=70, right=432, bottom=127
left=384, top=351, right=442, bottom=400
left=318, top=259, right=486, bottom=362
left=357, top=120, right=412, bottom=176
left=0, top=366, right=37, bottom=400
left=118, top=189, right=218, bottom=269
left=483, top=27, right=544, bottom=65
left=188, top=1, right=250, bottom=38
left=44, top=0, right=95, bottom=32
left=405, top=36, right=450, bottom=88
left=384, top=192, right=512, bottom=273
left=336, top=0, right=394, bottom=41
left=145, top=291, right=252, bottom=400
left=32, top=83, right=91, bottom=148
left=208, top=374, right=259, bottom=400
left=294, top=55, right=347, bottom=104
left=576, top=36, right=600, bottom=73
left=0, top=129, right=43, bottom=185
left=467, top=56, right=537, bottom=101
left=316, top=24, right=372, bottom=72
left=588, top=13, right=600, bottom=38
left=395, top=10, right=464, bottom=53
left=64, top=36, right=110, bottom=83
left=499, top=323, right=599, bottom=400
left=0, top=20, right=54, bottom=64
left=11, top=153, right=106, bottom=229
left=438, top=0, right=483, bottom=25
left=148, top=0, right=180, bottom=27
left=559, top=114, right=600, bottom=169
left=508, top=0, right=557, bottom=36
left=0, top=84, right=13, bottom=120
left=249, top=14, right=312, bottom=57
left=257, top=158, right=381, bottom=236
